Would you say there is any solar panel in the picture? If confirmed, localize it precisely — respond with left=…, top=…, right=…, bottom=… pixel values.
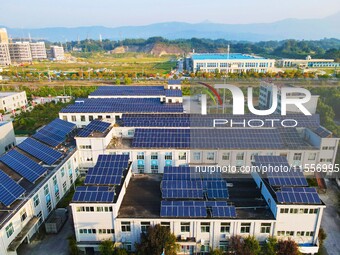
left=161, top=180, right=204, bottom=199
left=17, top=138, right=63, bottom=165
left=313, top=126, right=332, bottom=138
left=205, top=180, right=229, bottom=199
left=122, top=114, right=190, bottom=127
left=276, top=187, right=321, bottom=204
left=33, top=118, right=76, bottom=147
left=90, top=86, right=166, bottom=96
left=84, top=154, right=129, bottom=186
left=0, top=150, right=47, bottom=183
left=73, top=186, right=115, bottom=203
left=0, top=170, right=26, bottom=206
left=77, top=120, right=111, bottom=137
left=60, top=98, right=184, bottom=114
left=254, top=156, right=308, bottom=187
left=160, top=201, right=236, bottom=218
left=168, top=80, right=181, bottom=85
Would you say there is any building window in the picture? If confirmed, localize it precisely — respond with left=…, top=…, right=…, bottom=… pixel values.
left=165, top=152, right=172, bottom=160
left=206, top=152, right=215, bottom=161
left=308, top=153, right=316, bottom=160
left=309, top=208, right=318, bottom=214
left=293, top=153, right=302, bottom=161
left=141, top=222, right=150, bottom=233
left=236, top=152, right=244, bottom=161
left=71, top=116, right=76, bottom=122
left=161, top=222, right=170, bottom=230
left=193, top=152, right=201, bottom=161
left=151, top=152, right=158, bottom=160
left=6, top=223, right=14, bottom=238
left=20, top=210, right=27, bottom=222
left=121, top=222, right=131, bottom=232
left=240, top=223, right=251, bottom=233
left=89, top=115, right=94, bottom=121
left=151, top=161, right=158, bottom=174
left=201, top=222, right=210, bottom=233
left=219, top=241, right=228, bottom=252
left=222, top=152, right=230, bottom=161
left=260, top=223, right=271, bottom=234
left=80, top=115, right=85, bottom=121
left=137, top=152, right=144, bottom=160
left=290, top=208, right=298, bottom=214
left=220, top=223, right=230, bottom=233
left=181, top=222, right=190, bottom=232
left=178, top=152, right=187, bottom=160
left=33, top=194, right=40, bottom=207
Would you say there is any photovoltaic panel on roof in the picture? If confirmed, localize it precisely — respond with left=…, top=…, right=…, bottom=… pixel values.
left=164, top=90, right=182, bottom=97
left=73, top=186, right=115, bottom=203
left=90, top=86, right=166, bottom=96
left=313, top=126, right=332, bottom=138
left=122, top=114, right=190, bottom=127
left=17, top=138, right=63, bottom=165
left=77, top=120, right=111, bottom=137
left=60, top=98, right=183, bottom=113
left=160, top=201, right=236, bottom=218
left=168, top=80, right=181, bottom=85
left=84, top=154, right=129, bottom=186
left=0, top=150, right=47, bottom=183
left=276, top=187, right=321, bottom=204
left=0, top=170, right=26, bottom=207
left=32, top=118, right=76, bottom=147
left=253, top=156, right=308, bottom=187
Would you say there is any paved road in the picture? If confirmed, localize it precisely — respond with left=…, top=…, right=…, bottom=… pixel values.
left=17, top=208, right=74, bottom=255
left=319, top=180, right=340, bottom=255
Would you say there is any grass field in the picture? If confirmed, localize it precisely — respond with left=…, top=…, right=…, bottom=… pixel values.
left=9, top=52, right=177, bottom=74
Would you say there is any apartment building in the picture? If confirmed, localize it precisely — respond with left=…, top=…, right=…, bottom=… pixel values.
left=0, top=121, right=15, bottom=155
left=29, top=42, right=47, bottom=60
left=8, top=42, right=32, bottom=63
left=0, top=91, right=27, bottom=113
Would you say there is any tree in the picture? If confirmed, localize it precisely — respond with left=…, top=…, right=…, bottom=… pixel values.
left=99, top=239, right=115, bottom=255
left=243, top=236, right=261, bottom=255
left=113, top=248, right=128, bottom=255
left=318, top=227, right=327, bottom=247
left=229, top=235, right=243, bottom=254
left=135, top=224, right=179, bottom=255
left=68, top=236, right=79, bottom=255
left=261, top=237, right=277, bottom=255
left=276, top=239, right=300, bottom=255
left=210, top=248, right=224, bottom=255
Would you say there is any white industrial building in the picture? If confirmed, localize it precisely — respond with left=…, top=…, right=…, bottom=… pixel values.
left=0, top=121, right=15, bottom=155
left=66, top=82, right=338, bottom=254
left=29, top=42, right=47, bottom=60
left=186, top=53, right=276, bottom=73
left=0, top=119, right=80, bottom=255
left=8, top=42, right=32, bottom=63
left=277, top=55, right=340, bottom=68
left=48, top=46, right=65, bottom=61
left=0, top=91, right=28, bottom=113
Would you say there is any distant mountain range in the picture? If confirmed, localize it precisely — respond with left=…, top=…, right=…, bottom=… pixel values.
left=2, top=12, right=340, bottom=42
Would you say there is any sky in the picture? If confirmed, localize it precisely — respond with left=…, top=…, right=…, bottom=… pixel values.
left=1, top=0, right=340, bottom=28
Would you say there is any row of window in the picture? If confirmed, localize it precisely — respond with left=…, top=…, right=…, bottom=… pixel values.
left=79, top=228, right=114, bottom=234
left=76, top=206, right=113, bottom=212
left=195, top=62, right=273, bottom=69
left=280, top=208, right=318, bottom=214
left=277, top=231, right=314, bottom=237
left=63, top=114, right=114, bottom=122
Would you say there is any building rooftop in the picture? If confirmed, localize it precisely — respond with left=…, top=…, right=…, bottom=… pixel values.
left=118, top=174, right=274, bottom=220
left=0, top=92, right=21, bottom=98
left=89, top=85, right=182, bottom=98
left=191, top=53, right=267, bottom=60
left=60, top=98, right=184, bottom=113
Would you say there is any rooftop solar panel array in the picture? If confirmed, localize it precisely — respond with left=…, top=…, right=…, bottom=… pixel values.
left=84, top=154, right=129, bottom=186
left=161, top=167, right=228, bottom=199
left=191, top=53, right=265, bottom=60
left=276, top=187, right=322, bottom=204
left=0, top=170, right=26, bottom=206
left=160, top=201, right=236, bottom=218
left=73, top=186, right=115, bottom=203
left=60, top=98, right=183, bottom=113
left=253, top=156, right=308, bottom=187
left=0, top=150, right=47, bottom=183
left=90, top=86, right=166, bottom=96
left=313, top=126, right=332, bottom=138
left=121, top=114, right=319, bottom=128
left=17, top=138, right=63, bottom=165
left=122, top=114, right=190, bottom=127
left=164, top=90, right=182, bottom=97
left=32, top=118, right=76, bottom=147
left=77, top=120, right=111, bottom=137
left=168, top=80, right=181, bottom=85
